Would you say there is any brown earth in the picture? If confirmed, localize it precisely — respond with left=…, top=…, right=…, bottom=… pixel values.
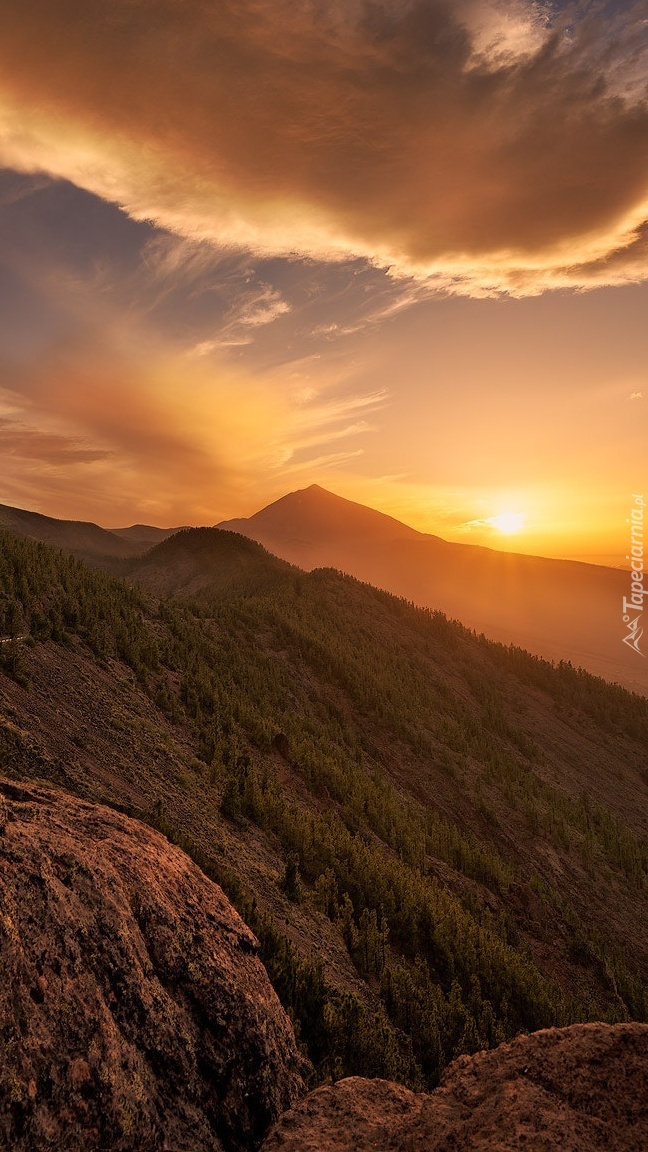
left=0, top=776, right=305, bottom=1152
left=261, top=1022, right=648, bottom=1152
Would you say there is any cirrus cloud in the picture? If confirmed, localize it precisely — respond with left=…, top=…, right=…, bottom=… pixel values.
left=0, top=1, right=647, bottom=293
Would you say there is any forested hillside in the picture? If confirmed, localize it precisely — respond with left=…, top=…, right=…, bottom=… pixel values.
left=1, top=527, right=647, bottom=1090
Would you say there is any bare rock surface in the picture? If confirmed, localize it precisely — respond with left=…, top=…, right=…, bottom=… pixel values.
left=0, top=777, right=304, bottom=1152
left=261, top=1022, right=648, bottom=1152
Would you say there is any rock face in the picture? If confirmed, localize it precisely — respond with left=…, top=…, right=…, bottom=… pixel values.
left=261, top=1022, right=648, bottom=1152
left=0, top=777, right=304, bottom=1152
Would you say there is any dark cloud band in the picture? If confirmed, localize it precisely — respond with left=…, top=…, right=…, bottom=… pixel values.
left=0, top=0, right=646, bottom=291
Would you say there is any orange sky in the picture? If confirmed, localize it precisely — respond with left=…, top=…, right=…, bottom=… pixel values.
left=0, top=1, right=646, bottom=562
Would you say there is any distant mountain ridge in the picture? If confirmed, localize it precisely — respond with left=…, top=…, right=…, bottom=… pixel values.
left=0, top=501, right=180, bottom=563
left=220, top=485, right=646, bottom=695
left=2, top=489, right=644, bottom=692
left=0, top=501, right=141, bottom=561
left=109, top=523, right=183, bottom=546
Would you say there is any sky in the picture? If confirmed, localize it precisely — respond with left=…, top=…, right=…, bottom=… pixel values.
left=0, top=0, right=646, bottom=562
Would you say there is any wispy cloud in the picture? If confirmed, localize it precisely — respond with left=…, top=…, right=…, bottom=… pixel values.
left=279, top=448, right=366, bottom=474
left=0, top=327, right=382, bottom=523
left=0, top=418, right=112, bottom=464
left=462, top=0, right=552, bottom=67
left=460, top=511, right=527, bottom=535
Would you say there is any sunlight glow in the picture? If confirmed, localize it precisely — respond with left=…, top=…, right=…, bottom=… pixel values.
left=489, top=511, right=527, bottom=535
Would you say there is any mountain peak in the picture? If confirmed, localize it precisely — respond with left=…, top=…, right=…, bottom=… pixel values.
left=219, top=486, right=424, bottom=549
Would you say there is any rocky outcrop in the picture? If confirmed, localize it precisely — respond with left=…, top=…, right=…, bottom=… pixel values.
left=0, top=777, right=304, bottom=1152
left=2, top=772, right=647, bottom=1152
left=261, top=1022, right=648, bottom=1152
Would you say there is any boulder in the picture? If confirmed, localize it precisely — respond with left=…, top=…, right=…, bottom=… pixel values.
left=261, top=1022, right=648, bottom=1151
left=0, top=777, right=304, bottom=1151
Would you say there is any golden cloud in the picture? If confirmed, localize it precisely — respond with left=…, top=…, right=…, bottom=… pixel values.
left=0, top=330, right=383, bottom=524
left=0, top=0, right=647, bottom=293
left=0, top=418, right=111, bottom=465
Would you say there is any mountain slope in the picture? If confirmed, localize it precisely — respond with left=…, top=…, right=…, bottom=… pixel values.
left=126, top=526, right=294, bottom=597
left=0, top=501, right=146, bottom=562
left=220, top=486, right=645, bottom=695
left=1, top=527, right=648, bottom=1091
left=220, top=484, right=424, bottom=554
left=109, top=523, right=183, bottom=546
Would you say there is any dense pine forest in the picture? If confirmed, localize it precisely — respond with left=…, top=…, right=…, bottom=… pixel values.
left=1, top=527, right=648, bottom=1089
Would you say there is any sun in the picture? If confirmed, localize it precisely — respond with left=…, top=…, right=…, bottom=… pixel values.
left=489, top=511, right=527, bottom=535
